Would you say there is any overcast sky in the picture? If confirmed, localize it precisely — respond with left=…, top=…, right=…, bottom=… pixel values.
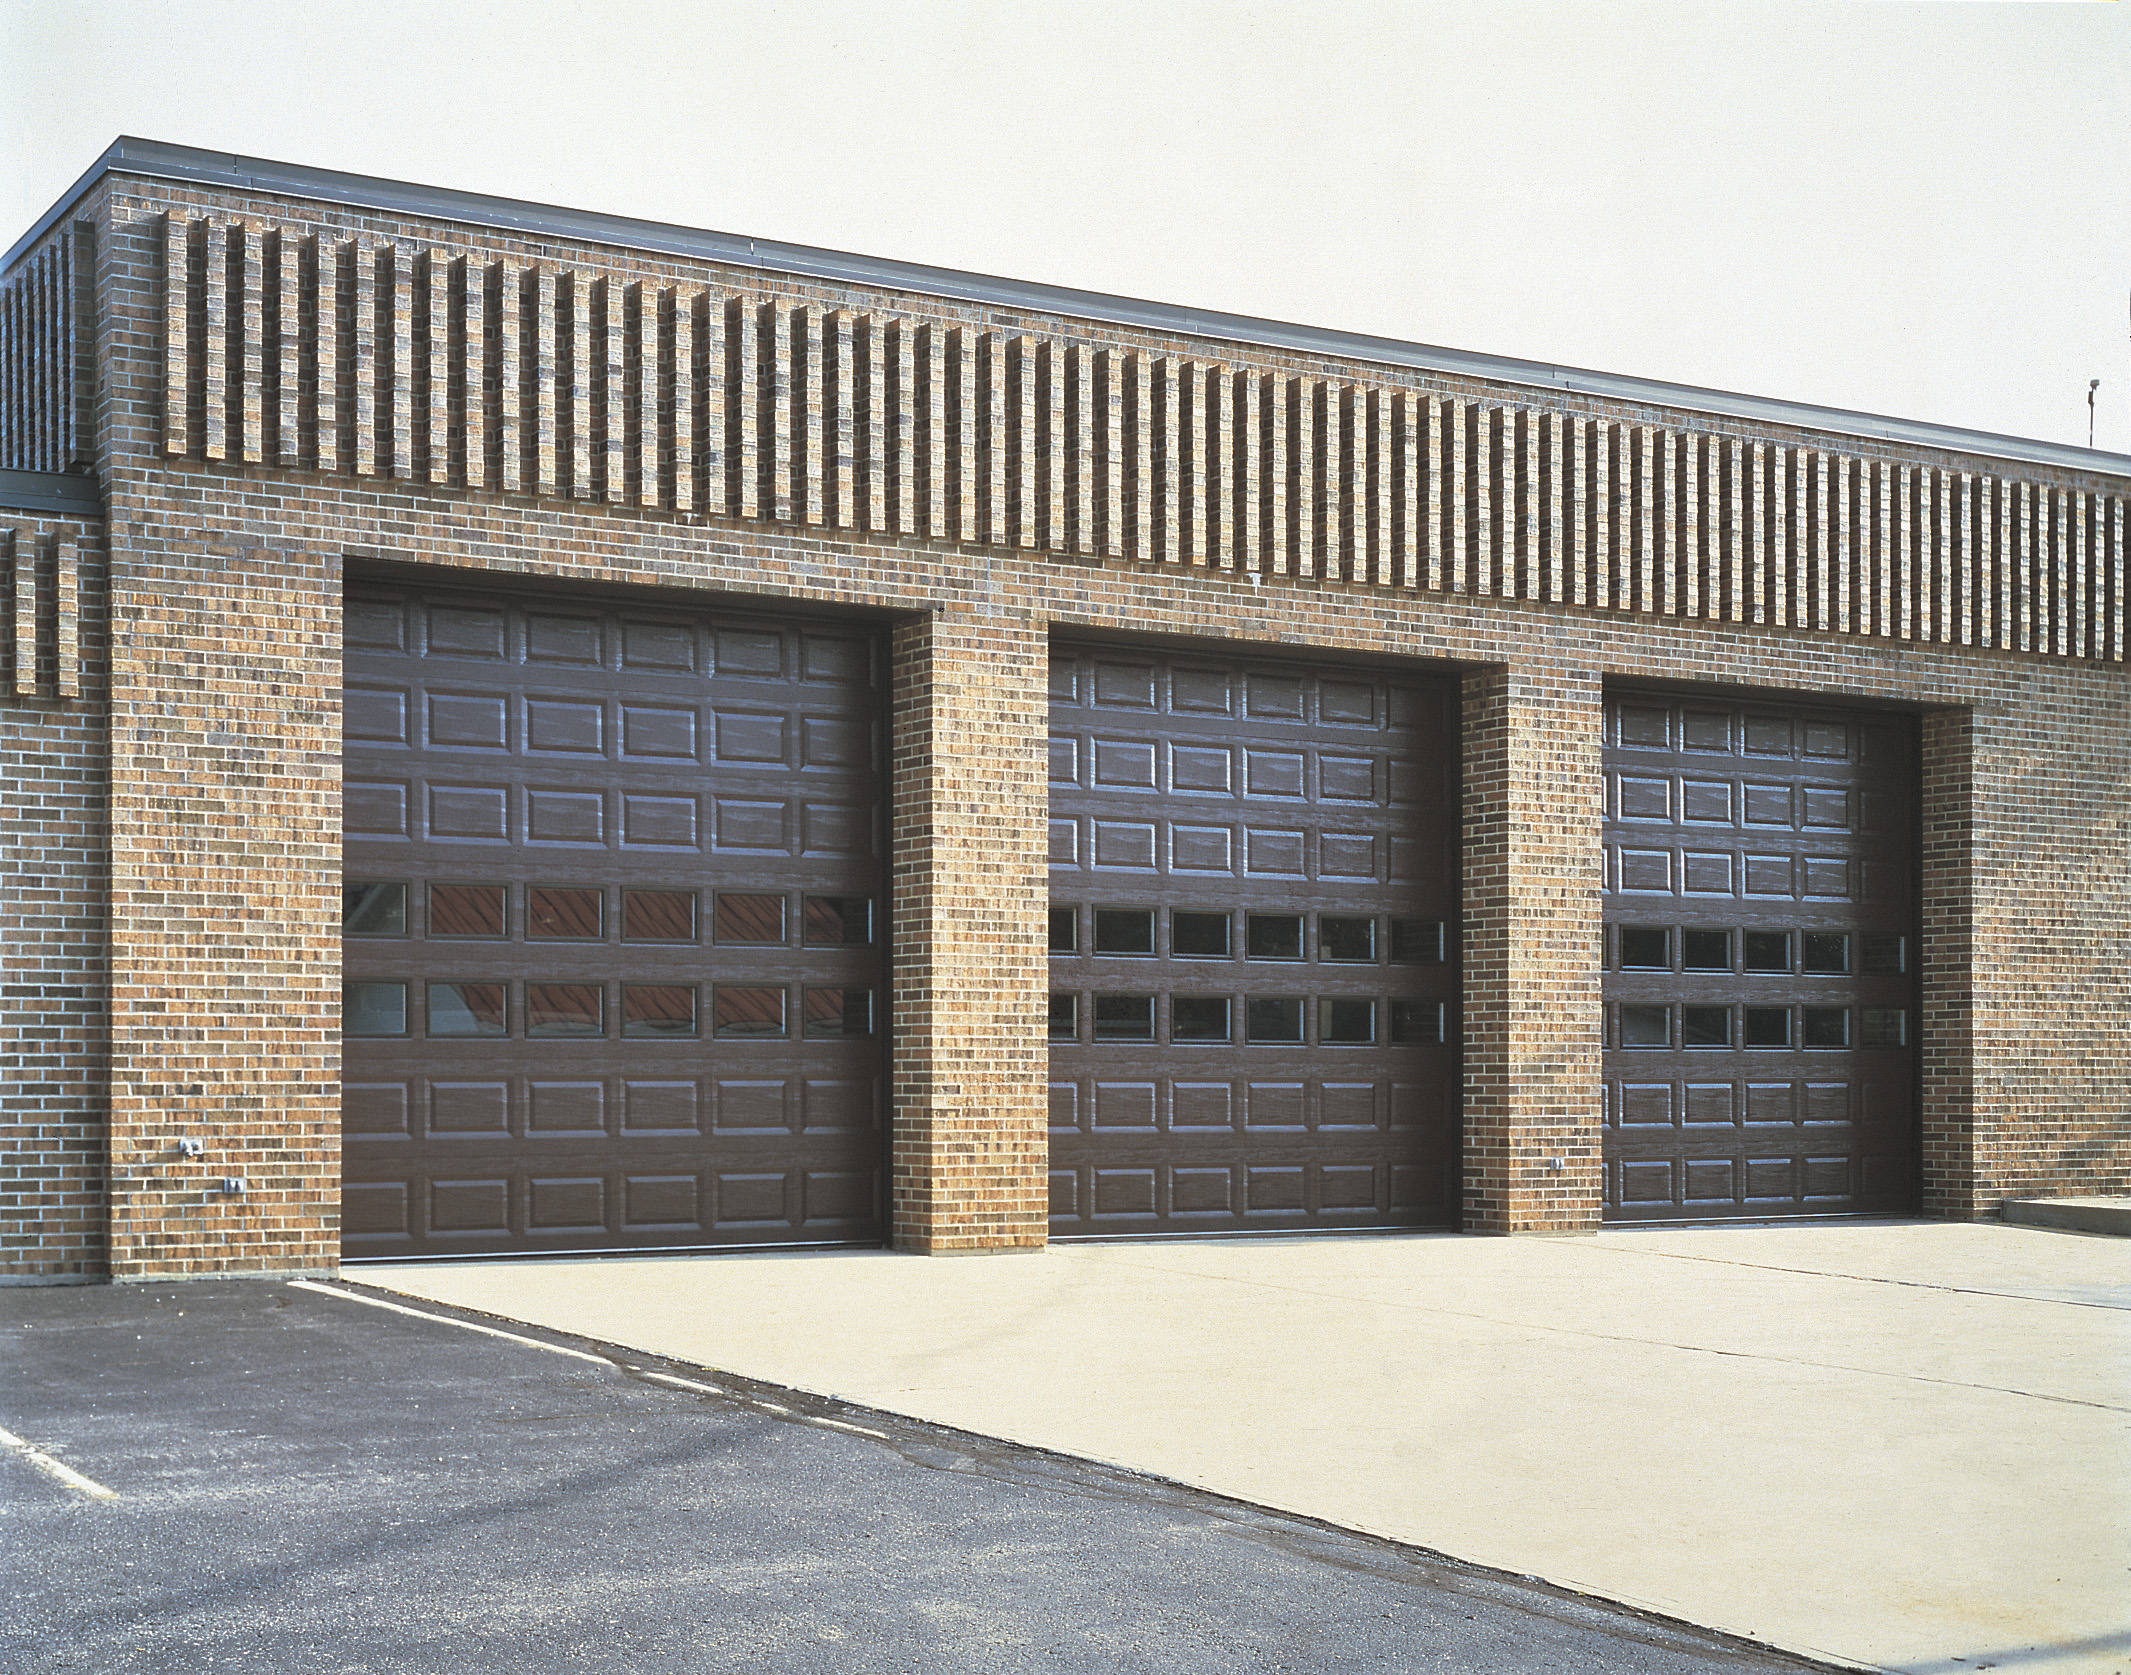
left=5, top=1, right=2126, bottom=454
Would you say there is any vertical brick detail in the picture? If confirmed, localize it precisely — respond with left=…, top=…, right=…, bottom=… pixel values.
left=886, top=608, right=1048, bottom=1252
left=103, top=537, right=338, bottom=1278
left=1460, top=665, right=1604, bottom=1233
left=1919, top=707, right=1975, bottom=1216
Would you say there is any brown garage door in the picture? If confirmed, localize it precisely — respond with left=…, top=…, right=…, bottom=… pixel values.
left=1602, top=692, right=1917, bottom=1221
left=1047, top=641, right=1460, bottom=1237
left=341, top=585, right=884, bottom=1258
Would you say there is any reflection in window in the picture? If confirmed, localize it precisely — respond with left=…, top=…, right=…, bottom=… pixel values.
left=1245, top=997, right=1304, bottom=1043
left=1093, top=994, right=1154, bottom=1041
left=1049, top=907, right=1077, bottom=954
left=1390, top=999, right=1443, bottom=1044
left=804, top=987, right=874, bottom=1038
left=1093, top=908, right=1155, bottom=955
left=1802, top=1007, right=1849, bottom=1048
left=528, top=886, right=603, bottom=940
left=1246, top=915, right=1304, bottom=960
left=623, top=985, right=698, bottom=1038
left=1620, top=1005, right=1669, bottom=1047
left=716, top=893, right=787, bottom=944
left=1169, top=996, right=1231, bottom=1042
left=714, top=986, right=787, bottom=1039
left=1745, top=930, right=1790, bottom=973
left=804, top=896, right=874, bottom=946
left=430, top=884, right=507, bottom=938
left=1744, top=1007, right=1791, bottom=1047
left=1619, top=926, right=1670, bottom=970
left=1860, top=1008, right=1906, bottom=1048
left=428, top=982, right=508, bottom=1037
left=343, top=981, right=408, bottom=1036
left=1389, top=919, right=1445, bottom=964
left=1049, top=994, right=1078, bottom=1042
left=1803, top=932, right=1849, bottom=973
left=1862, top=935, right=1906, bottom=974
left=1171, top=911, right=1230, bottom=958
left=1682, top=929, right=1732, bottom=971
left=1320, top=917, right=1375, bottom=963
left=1682, top=1006, right=1731, bottom=1048
left=343, top=883, right=407, bottom=936
left=528, top=984, right=604, bottom=1038
left=623, top=889, right=696, bottom=942
left=1319, top=997, right=1375, bottom=1044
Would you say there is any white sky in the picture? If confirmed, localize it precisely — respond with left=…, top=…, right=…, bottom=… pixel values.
left=5, top=0, right=2127, bottom=453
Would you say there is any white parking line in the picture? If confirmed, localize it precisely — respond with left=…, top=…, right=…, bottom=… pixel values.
left=0, top=1425, right=118, bottom=1501
left=638, top=1370, right=727, bottom=1396
left=287, top=1281, right=611, bottom=1365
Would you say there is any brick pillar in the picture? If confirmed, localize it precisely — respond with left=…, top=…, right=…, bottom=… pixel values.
left=1460, top=664, right=1604, bottom=1233
left=103, top=534, right=339, bottom=1279
left=1918, top=707, right=1977, bottom=1218
left=886, top=605, right=1048, bottom=1252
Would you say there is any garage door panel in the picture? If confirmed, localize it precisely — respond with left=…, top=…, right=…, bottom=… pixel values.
left=1051, top=641, right=1458, bottom=1238
left=344, top=585, right=883, bottom=1258
left=1602, top=693, right=1916, bottom=1222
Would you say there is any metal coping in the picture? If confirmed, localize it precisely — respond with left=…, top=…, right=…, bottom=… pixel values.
left=0, top=468, right=103, bottom=518
left=7, top=136, right=2129, bottom=481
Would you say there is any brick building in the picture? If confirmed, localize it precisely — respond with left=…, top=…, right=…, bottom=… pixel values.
left=2, top=139, right=2124, bottom=1283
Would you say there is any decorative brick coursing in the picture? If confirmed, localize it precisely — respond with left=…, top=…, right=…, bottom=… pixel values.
left=0, top=514, right=108, bottom=1280
left=887, top=608, right=1050, bottom=1251
left=1459, top=666, right=1606, bottom=1233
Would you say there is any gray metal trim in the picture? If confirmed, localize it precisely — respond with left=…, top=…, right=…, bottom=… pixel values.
left=0, top=468, right=103, bottom=518
left=9, top=137, right=2130, bottom=481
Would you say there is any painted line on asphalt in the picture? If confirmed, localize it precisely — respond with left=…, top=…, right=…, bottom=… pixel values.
left=0, top=1424, right=118, bottom=1501
left=807, top=1416, right=892, bottom=1440
left=638, top=1370, right=727, bottom=1396
left=287, top=1281, right=611, bottom=1365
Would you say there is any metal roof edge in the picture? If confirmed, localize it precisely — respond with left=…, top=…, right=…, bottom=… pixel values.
left=9, top=137, right=2130, bottom=482
left=0, top=468, right=104, bottom=519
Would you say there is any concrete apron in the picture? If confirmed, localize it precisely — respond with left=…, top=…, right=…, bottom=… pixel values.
left=367, top=1221, right=2130, bottom=1675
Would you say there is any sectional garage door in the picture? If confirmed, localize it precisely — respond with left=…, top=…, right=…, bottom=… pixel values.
left=341, top=585, right=884, bottom=1258
left=1602, top=692, right=1917, bottom=1221
left=1047, top=642, right=1460, bottom=1237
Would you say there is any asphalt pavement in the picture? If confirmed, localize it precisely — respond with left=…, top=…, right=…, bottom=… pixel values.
left=0, top=1277, right=1833, bottom=1675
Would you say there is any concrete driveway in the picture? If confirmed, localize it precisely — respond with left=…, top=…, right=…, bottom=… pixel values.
left=368, top=1220, right=2131, bottom=1675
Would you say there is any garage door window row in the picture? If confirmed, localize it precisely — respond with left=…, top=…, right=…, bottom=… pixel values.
left=345, top=981, right=874, bottom=1040
left=1050, top=993, right=1446, bottom=1046
left=345, top=881, right=873, bottom=945
left=1615, top=1004, right=1906, bottom=1050
left=1608, top=926, right=1906, bottom=974
left=1052, top=906, right=1446, bottom=964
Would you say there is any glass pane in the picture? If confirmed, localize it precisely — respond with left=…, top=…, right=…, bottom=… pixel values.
left=430, top=884, right=507, bottom=938
left=1619, top=926, right=1670, bottom=970
left=1171, top=911, right=1230, bottom=958
left=623, top=889, right=696, bottom=942
left=1682, top=929, right=1732, bottom=970
left=1802, top=932, right=1849, bottom=973
left=1682, top=1006, right=1732, bottom=1047
left=1319, top=917, right=1375, bottom=963
left=804, top=987, right=874, bottom=1038
left=1802, top=1007, right=1849, bottom=1048
left=1093, top=908, right=1155, bottom=955
left=1092, top=994, right=1154, bottom=1041
left=528, top=984, right=604, bottom=1038
left=1744, top=1006, right=1791, bottom=1047
left=343, top=981, right=407, bottom=1036
left=528, top=886, right=603, bottom=940
left=1620, top=1005, right=1669, bottom=1047
left=1169, top=996, right=1231, bottom=1042
left=622, top=985, right=697, bottom=1038
left=803, top=896, right=873, bottom=946
left=1389, top=999, right=1442, bottom=1044
left=1048, top=994, right=1078, bottom=1042
left=1245, top=997, right=1304, bottom=1043
left=1049, top=907, right=1077, bottom=954
left=343, top=882, right=407, bottom=936
left=1860, top=1008, right=1906, bottom=1048
left=1744, top=930, right=1791, bottom=972
left=716, top=894, right=787, bottom=944
left=1246, top=914, right=1304, bottom=960
left=1319, top=997, right=1376, bottom=1045
left=714, top=986, right=787, bottom=1039
left=1389, top=918, right=1444, bottom=964
left=428, top=982, right=507, bottom=1037
left=1862, top=935, right=1906, bottom=974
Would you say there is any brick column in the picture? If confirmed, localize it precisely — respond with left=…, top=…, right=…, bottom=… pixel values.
left=1460, top=664, right=1604, bottom=1233
left=1918, top=707, right=1977, bottom=1218
left=886, top=605, right=1048, bottom=1252
left=103, top=532, right=340, bottom=1279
